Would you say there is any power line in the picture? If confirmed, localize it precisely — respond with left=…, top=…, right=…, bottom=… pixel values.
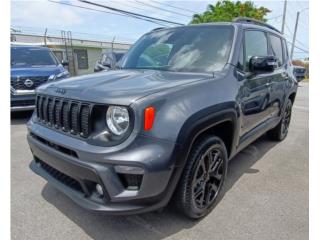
left=283, top=14, right=309, bottom=51
left=48, top=0, right=170, bottom=27
left=48, top=0, right=125, bottom=17
left=12, top=25, right=136, bottom=43
left=133, top=0, right=192, bottom=18
left=284, top=23, right=308, bottom=50
left=79, top=0, right=184, bottom=26
left=150, top=0, right=197, bottom=14
left=287, top=40, right=309, bottom=53
left=109, top=0, right=150, bottom=13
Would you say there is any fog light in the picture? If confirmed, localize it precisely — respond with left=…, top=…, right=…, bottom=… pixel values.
left=95, top=184, right=104, bottom=196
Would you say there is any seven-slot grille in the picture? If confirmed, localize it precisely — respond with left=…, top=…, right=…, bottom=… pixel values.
left=36, top=95, right=92, bottom=137
left=11, top=76, right=49, bottom=90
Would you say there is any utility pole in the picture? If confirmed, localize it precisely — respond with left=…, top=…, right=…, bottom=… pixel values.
left=111, top=36, right=115, bottom=51
left=281, top=0, right=287, bottom=34
left=290, top=11, right=300, bottom=59
left=44, top=28, right=47, bottom=46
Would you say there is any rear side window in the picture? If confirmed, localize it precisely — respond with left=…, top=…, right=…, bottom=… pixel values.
left=244, top=31, right=268, bottom=71
left=269, top=34, right=283, bottom=66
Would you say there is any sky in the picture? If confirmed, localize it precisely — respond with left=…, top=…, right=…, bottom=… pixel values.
left=11, top=0, right=309, bottom=59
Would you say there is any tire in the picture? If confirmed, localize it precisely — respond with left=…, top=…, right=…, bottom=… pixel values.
left=268, top=99, right=293, bottom=141
left=174, top=135, right=228, bottom=219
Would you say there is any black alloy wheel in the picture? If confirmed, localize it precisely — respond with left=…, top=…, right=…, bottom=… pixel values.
left=175, top=135, right=228, bottom=219
left=192, top=147, right=224, bottom=209
left=268, top=99, right=293, bottom=141
left=281, top=101, right=292, bottom=136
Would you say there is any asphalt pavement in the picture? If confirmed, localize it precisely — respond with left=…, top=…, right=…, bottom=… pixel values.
left=11, top=83, right=308, bottom=240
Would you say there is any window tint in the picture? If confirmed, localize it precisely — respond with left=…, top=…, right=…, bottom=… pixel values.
left=122, top=26, right=234, bottom=73
left=137, top=43, right=173, bottom=67
left=244, top=31, right=268, bottom=71
left=269, top=34, right=283, bottom=66
left=53, top=50, right=64, bottom=63
left=11, top=47, right=58, bottom=67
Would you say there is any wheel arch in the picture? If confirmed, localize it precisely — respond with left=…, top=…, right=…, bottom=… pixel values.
left=150, top=103, right=240, bottom=208
left=174, top=102, right=239, bottom=168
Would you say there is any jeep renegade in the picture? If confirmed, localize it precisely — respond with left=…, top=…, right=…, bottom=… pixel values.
left=27, top=18, right=297, bottom=219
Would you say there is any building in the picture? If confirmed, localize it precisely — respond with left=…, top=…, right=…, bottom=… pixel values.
left=11, top=33, right=132, bottom=76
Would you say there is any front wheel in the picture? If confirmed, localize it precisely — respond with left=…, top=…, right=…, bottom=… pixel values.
left=268, top=99, right=293, bottom=141
left=174, top=135, right=228, bottom=219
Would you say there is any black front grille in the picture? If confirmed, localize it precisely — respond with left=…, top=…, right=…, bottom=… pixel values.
left=11, top=76, right=49, bottom=90
left=36, top=95, right=92, bottom=138
left=11, top=99, right=35, bottom=107
left=30, top=132, right=78, bottom=158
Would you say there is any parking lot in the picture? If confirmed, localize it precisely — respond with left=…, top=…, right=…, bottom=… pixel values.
left=11, top=83, right=308, bottom=240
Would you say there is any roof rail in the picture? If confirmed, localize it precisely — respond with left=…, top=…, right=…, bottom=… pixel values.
left=233, top=17, right=281, bottom=34
left=150, top=27, right=165, bottom=32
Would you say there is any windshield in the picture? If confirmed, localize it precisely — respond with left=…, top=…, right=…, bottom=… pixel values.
left=11, top=47, right=59, bottom=67
left=121, top=25, right=234, bottom=73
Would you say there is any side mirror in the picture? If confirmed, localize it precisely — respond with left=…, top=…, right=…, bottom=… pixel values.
left=61, top=59, right=69, bottom=66
left=102, top=62, right=112, bottom=68
left=249, top=56, right=278, bottom=73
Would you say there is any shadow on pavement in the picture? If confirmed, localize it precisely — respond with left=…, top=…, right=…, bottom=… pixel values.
left=11, top=111, right=33, bottom=125
left=41, top=135, right=277, bottom=240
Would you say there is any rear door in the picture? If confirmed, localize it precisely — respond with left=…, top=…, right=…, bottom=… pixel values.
left=267, top=33, right=288, bottom=117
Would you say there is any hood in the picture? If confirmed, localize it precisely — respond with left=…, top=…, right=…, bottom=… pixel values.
left=11, top=65, right=65, bottom=77
left=37, top=69, right=212, bottom=105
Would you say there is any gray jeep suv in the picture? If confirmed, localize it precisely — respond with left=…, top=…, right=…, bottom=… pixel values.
left=27, top=18, right=297, bottom=218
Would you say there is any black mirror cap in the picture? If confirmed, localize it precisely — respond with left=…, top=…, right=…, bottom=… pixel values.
left=249, top=56, right=278, bottom=73
left=61, top=59, right=69, bottom=66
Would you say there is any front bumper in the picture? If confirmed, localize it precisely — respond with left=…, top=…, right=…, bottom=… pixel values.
left=11, top=92, right=35, bottom=112
left=27, top=122, right=178, bottom=214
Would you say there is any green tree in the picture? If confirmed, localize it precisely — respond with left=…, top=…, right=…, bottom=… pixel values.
left=191, top=0, right=270, bottom=24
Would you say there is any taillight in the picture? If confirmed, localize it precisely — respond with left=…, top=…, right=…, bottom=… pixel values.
left=144, top=107, right=155, bottom=131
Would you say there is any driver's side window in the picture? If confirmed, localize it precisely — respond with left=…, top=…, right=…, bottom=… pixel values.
left=244, top=31, right=268, bottom=72
left=137, top=43, right=173, bottom=68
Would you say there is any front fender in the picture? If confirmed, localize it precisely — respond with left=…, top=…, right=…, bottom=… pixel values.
left=174, top=103, right=239, bottom=167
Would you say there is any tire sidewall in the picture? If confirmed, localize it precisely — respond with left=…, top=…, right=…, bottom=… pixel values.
left=279, top=99, right=293, bottom=140
left=185, top=136, right=228, bottom=218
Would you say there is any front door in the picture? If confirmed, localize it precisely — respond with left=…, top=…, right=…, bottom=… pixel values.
left=238, top=30, right=274, bottom=136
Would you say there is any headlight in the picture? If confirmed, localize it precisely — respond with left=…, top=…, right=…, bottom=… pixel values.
left=55, top=70, right=70, bottom=80
left=48, top=71, right=69, bottom=81
left=106, top=106, right=130, bottom=136
left=48, top=74, right=55, bottom=81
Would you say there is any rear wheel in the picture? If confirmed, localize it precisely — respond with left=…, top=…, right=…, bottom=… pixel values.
left=268, top=99, right=293, bottom=141
left=175, top=135, right=228, bottom=219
